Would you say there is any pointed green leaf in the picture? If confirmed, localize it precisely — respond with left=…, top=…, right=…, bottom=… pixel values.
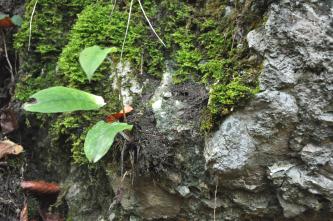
left=10, top=15, right=23, bottom=26
left=84, top=121, right=133, bottom=163
left=23, top=86, right=105, bottom=113
left=79, top=46, right=117, bottom=81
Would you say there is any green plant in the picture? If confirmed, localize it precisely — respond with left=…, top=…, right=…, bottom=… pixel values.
left=23, top=86, right=106, bottom=113
left=84, top=121, right=132, bottom=162
left=23, top=46, right=132, bottom=163
left=79, top=46, right=117, bottom=81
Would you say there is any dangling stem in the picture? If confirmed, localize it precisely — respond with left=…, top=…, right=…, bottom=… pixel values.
left=1, top=29, right=14, bottom=83
left=118, top=0, right=134, bottom=122
left=110, top=0, right=117, bottom=17
left=137, top=0, right=166, bottom=47
left=28, top=0, right=38, bottom=51
left=120, top=0, right=134, bottom=63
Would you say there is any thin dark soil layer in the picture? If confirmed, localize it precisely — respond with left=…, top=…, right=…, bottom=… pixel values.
left=0, top=156, right=24, bottom=220
left=0, top=36, right=23, bottom=220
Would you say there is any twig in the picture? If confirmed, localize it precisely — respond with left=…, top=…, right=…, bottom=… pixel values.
left=1, top=30, right=14, bottom=83
left=28, top=0, right=38, bottom=51
left=120, top=141, right=126, bottom=176
left=137, top=0, right=166, bottom=47
left=110, top=0, right=117, bottom=17
left=140, top=50, right=144, bottom=75
left=121, top=170, right=128, bottom=183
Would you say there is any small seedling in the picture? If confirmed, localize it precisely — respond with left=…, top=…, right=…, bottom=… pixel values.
left=23, top=46, right=132, bottom=163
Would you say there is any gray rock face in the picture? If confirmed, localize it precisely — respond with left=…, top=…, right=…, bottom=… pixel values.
left=205, top=0, right=333, bottom=219
left=8, top=0, right=331, bottom=220
left=151, top=64, right=193, bottom=138
left=205, top=90, right=298, bottom=173
left=109, top=175, right=182, bottom=220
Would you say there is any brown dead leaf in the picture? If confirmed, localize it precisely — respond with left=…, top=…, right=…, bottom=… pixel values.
left=0, top=16, right=14, bottom=27
left=21, top=181, right=60, bottom=195
left=0, top=109, right=19, bottom=134
left=0, top=139, right=23, bottom=160
left=106, top=105, right=134, bottom=123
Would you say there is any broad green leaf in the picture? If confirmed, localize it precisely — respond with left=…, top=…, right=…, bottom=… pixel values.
left=84, top=121, right=133, bottom=163
left=10, top=15, right=23, bottom=26
left=23, top=86, right=105, bottom=113
left=79, top=46, right=117, bottom=81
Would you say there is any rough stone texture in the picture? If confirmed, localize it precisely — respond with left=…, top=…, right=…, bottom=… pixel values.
left=206, top=0, right=333, bottom=219
left=64, top=166, right=113, bottom=221
left=62, top=0, right=333, bottom=220
left=2, top=0, right=333, bottom=220
left=109, top=175, right=182, bottom=220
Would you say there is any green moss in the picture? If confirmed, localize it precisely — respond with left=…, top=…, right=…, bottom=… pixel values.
left=14, top=0, right=92, bottom=101
left=161, top=1, right=266, bottom=130
left=208, top=78, right=257, bottom=115
left=14, top=1, right=123, bottom=165
left=200, top=108, right=215, bottom=133
left=58, top=2, right=168, bottom=87
left=14, top=0, right=91, bottom=57
left=14, top=0, right=267, bottom=164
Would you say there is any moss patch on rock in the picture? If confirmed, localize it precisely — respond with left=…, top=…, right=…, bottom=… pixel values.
left=158, top=0, right=265, bottom=130
left=14, top=0, right=267, bottom=165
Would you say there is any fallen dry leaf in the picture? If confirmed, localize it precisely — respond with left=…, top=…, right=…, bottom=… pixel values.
left=21, top=181, right=60, bottom=195
left=19, top=200, right=28, bottom=221
left=106, top=105, right=134, bottom=123
left=0, top=16, right=14, bottom=27
left=106, top=115, right=117, bottom=123
left=0, top=139, right=23, bottom=160
left=0, top=109, right=19, bottom=134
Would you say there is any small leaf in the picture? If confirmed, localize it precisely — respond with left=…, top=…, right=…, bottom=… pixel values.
left=11, top=15, right=23, bottom=26
left=84, top=121, right=133, bottom=163
left=79, top=46, right=117, bottom=81
left=23, top=86, right=105, bottom=113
